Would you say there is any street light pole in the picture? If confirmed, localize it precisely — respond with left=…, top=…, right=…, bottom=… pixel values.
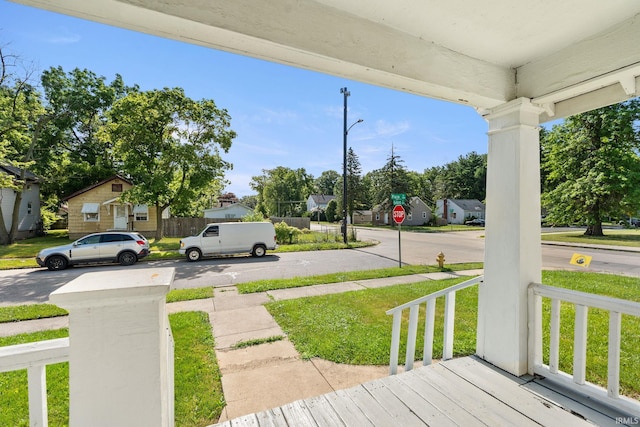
left=340, top=87, right=363, bottom=244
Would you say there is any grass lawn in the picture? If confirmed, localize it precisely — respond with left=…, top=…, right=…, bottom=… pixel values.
left=266, top=270, right=640, bottom=399
left=0, top=311, right=223, bottom=427
left=541, top=229, right=640, bottom=247
left=236, top=263, right=483, bottom=294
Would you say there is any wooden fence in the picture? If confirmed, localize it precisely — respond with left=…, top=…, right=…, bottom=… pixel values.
left=162, top=216, right=311, bottom=237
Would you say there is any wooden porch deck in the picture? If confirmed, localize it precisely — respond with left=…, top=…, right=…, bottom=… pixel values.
left=214, top=356, right=632, bottom=426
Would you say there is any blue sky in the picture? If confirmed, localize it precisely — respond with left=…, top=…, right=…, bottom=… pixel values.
left=2, top=1, right=489, bottom=197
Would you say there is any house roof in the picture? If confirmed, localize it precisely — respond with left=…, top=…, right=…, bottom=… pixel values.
left=450, top=199, right=485, bottom=212
left=0, top=164, right=40, bottom=182
left=203, top=203, right=253, bottom=212
left=62, top=175, right=133, bottom=201
left=309, top=195, right=335, bottom=204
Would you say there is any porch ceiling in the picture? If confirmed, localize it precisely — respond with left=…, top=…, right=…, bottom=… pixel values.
left=12, top=0, right=640, bottom=120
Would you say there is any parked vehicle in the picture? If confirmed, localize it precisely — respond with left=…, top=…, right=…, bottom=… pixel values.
left=179, top=222, right=277, bottom=261
left=36, top=231, right=150, bottom=271
left=464, top=218, right=485, bottom=226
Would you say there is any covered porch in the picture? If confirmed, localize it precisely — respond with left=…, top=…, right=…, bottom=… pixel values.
left=6, top=0, right=640, bottom=425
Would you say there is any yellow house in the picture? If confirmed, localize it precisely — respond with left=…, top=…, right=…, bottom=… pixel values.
left=63, top=175, right=163, bottom=240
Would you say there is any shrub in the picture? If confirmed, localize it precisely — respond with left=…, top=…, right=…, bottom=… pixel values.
left=274, top=221, right=302, bottom=244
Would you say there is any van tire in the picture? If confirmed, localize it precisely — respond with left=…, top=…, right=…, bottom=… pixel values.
left=252, top=245, right=266, bottom=258
left=186, top=248, right=202, bottom=262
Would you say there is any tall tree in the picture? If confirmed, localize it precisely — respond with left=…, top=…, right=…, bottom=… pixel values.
left=0, top=44, right=45, bottom=244
left=38, top=67, right=133, bottom=199
left=108, top=87, right=235, bottom=239
left=334, top=148, right=366, bottom=222
left=541, top=100, right=640, bottom=235
left=369, top=145, right=411, bottom=210
left=250, top=166, right=314, bottom=216
left=314, top=170, right=339, bottom=195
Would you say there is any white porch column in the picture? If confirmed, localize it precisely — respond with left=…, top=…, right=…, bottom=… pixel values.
left=49, top=268, right=175, bottom=427
left=476, top=98, right=543, bottom=376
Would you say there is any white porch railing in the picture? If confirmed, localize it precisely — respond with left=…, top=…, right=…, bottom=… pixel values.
left=0, top=338, right=70, bottom=427
left=528, top=282, right=640, bottom=415
left=386, top=275, right=483, bottom=375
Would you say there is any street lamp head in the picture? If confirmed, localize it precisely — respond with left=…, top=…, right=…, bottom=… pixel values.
left=340, top=87, right=350, bottom=96
left=356, top=118, right=363, bottom=123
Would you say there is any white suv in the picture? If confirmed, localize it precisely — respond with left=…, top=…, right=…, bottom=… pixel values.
left=36, top=232, right=150, bottom=271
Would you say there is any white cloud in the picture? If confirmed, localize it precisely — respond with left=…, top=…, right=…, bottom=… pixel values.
left=43, top=27, right=81, bottom=44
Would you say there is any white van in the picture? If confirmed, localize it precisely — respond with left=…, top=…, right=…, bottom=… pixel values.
left=179, top=222, right=277, bottom=261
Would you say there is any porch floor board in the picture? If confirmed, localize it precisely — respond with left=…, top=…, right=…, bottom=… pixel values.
left=213, top=356, right=628, bottom=426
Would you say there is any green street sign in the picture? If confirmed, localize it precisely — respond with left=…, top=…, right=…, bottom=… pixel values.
left=391, top=193, right=406, bottom=205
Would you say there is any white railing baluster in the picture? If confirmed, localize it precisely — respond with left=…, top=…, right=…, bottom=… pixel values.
left=387, top=276, right=483, bottom=375
left=0, top=338, right=70, bottom=427
left=549, top=298, right=560, bottom=374
left=404, top=305, right=419, bottom=372
left=27, top=365, right=48, bottom=427
left=607, top=311, right=621, bottom=399
left=442, top=291, right=456, bottom=360
left=528, top=283, right=640, bottom=415
left=423, top=299, right=436, bottom=366
left=389, top=311, right=402, bottom=375
left=573, top=304, right=588, bottom=385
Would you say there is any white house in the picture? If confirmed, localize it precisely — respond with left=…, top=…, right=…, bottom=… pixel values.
left=203, top=203, right=253, bottom=220
left=0, top=165, right=41, bottom=240
left=436, top=199, right=486, bottom=224
left=306, top=194, right=335, bottom=214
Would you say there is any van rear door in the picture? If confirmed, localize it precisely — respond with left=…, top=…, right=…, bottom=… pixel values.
left=200, top=225, right=221, bottom=255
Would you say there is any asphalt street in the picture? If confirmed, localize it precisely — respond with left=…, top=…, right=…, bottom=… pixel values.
left=0, top=226, right=638, bottom=306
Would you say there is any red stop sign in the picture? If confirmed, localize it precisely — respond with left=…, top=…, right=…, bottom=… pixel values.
left=392, top=205, right=405, bottom=224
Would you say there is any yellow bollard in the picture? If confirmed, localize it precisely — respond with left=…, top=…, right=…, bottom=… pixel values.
left=436, top=252, right=445, bottom=268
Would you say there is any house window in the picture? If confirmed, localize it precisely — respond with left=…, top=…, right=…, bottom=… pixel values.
left=27, top=202, right=32, bottom=215
left=408, top=212, right=413, bottom=220
left=375, top=213, right=380, bottom=220
left=81, top=203, right=100, bottom=222
left=422, top=212, right=427, bottom=219
left=452, top=212, right=457, bottom=219
left=112, top=183, right=123, bottom=192
left=133, top=205, right=148, bottom=221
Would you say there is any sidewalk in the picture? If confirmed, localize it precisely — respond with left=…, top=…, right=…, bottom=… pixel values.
left=0, top=269, right=483, bottom=423
left=167, top=269, right=483, bottom=423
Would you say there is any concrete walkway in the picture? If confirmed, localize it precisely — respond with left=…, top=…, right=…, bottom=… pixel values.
left=0, top=269, right=483, bottom=423
left=171, top=269, right=484, bottom=422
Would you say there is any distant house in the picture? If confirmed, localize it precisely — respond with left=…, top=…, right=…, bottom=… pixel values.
left=306, top=195, right=335, bottom=213
left=352, top=210, right=373, bottom=225
left=63, top=175, right=168, bottom=240
left=203, top=203, right=253, bottom=220
left=373, top=196, right=432, bottom=226
left=435, top=199, right=485, bottom=224
left=0, top=165, right=41, bottom=240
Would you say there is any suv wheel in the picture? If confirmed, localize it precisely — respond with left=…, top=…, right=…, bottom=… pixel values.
left=118, top=251, right=138, bottom=266
left=46, top=255, right=68, bottom=271
left=186, top=248, right=202, bottom=262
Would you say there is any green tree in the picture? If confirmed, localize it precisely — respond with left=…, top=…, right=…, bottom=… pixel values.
left=38, top=67, right=133, bottom=200
left=250, top=167, right=314, bottom=216
left=368, top=145, right=411, bottom=211
left=107, top=87, right=235, bottom=239
left=0, top=45, right=46, bottom=243
left=314, top=170, right=339, bottom=195
left=541, top=101, right=640, bottom=235
left=325, top=198, right=338, bottom=222
left=334, top=148, right=366, bottom=222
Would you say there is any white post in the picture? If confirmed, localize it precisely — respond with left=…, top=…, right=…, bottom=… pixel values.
left=477, top=98, right=542, bottom=375
left=49, top=268, right=175, bottom=427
